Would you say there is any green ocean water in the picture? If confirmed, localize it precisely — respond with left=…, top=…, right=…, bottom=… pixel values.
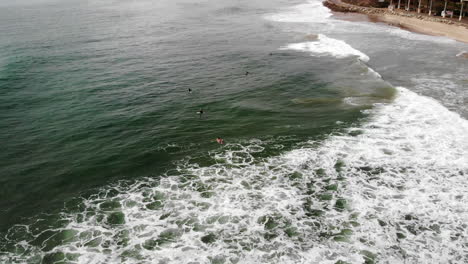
left=1, top=0, right=467, bottom=263
left=0, top=0, right=384, bottom=230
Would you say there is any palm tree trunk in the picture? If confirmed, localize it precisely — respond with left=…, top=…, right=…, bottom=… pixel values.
left=461, top=0, right=465, bottom=21
left=443, top=0, right=448, bottom=17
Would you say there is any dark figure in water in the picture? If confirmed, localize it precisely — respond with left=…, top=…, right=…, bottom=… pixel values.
left=269, top=52, right=273, bottom=56
left=188, top=88, right=192, bottom=93
left=245, top=71, right=249, bottom=76
left=197, top=109, right=204, bottom=118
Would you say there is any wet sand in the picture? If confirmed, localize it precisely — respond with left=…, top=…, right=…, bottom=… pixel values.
left=371, top=13, right=468, bottom=43
left=331, top=11, right=375, bottom=22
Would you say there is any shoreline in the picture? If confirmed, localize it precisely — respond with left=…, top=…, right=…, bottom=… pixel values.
left=323, top=0, right=468, bottom=44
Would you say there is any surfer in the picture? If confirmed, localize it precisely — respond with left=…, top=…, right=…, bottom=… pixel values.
left=197, top=109, right=204, bottom=118
left=188, top=88, right=192, bottom=93
left=245, top=71, right=249, bottom=76
left=216, top=137, right=224, bottom=144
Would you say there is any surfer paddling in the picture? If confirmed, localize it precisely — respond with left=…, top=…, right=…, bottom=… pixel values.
left=197, top=109, right=204, bottom=118
left=216, top=137, right=224, bottom=144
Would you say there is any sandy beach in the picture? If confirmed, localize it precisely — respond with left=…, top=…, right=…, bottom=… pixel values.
left=324, top=0, right=468, bottom=43
left=372, top=14, right=468, bottom=43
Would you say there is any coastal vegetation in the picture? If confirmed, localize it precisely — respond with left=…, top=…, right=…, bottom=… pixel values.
left=343, top=0, right=466, bottom=21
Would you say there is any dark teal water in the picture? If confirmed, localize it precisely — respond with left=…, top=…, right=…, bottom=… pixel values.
left=1, top=0, right=467, bottom=263
left=0, top=0, right=376, bottom=229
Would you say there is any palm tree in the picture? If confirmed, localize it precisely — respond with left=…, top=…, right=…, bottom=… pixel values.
left=460, top=0, right=465, bottom=21
left=442, top=0, right=448, bottom=17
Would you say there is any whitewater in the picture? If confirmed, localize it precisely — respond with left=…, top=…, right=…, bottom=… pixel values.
left=4, top=85, right=467, bottom=263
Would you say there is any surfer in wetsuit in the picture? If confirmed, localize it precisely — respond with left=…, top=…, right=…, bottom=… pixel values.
left=197, top=109, right=204, bottom=118
left=188, top=88, right=192, bottom=93
left=245, top=71, right=249, bottom=76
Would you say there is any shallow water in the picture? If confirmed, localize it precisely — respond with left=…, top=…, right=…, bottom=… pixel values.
left=0, top=0, right=467, bottom=263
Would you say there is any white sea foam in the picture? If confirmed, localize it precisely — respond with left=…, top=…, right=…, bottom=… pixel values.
left=456, top=51, right=467, bottom=57
left=386, top=27, right=456, bottom=44
left=411, top=74, right=468, bottom=118
left=265, top=0, right=332, bottom=23
left=365, top=66, right=381, bottom=78
left=2, top=86, right=468, bottom=264
left=281, top=34, right=370, bottom=62
left=282, top=86, right=468, bottom=263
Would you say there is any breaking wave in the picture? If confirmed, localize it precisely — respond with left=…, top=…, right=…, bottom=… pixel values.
left=2, top=84, right=468, bottom=263
left=281, top=34, right=370, bottom=62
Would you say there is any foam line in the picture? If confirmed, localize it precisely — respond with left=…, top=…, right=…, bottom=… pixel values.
left=281, top=34, right=370, bottom=62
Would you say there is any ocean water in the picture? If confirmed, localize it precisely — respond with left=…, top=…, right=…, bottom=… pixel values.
left=0, top=0, right=467, bottom=263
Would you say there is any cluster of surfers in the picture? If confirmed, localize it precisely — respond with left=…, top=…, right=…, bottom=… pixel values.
left=188, top=70, right=253, bottom=145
